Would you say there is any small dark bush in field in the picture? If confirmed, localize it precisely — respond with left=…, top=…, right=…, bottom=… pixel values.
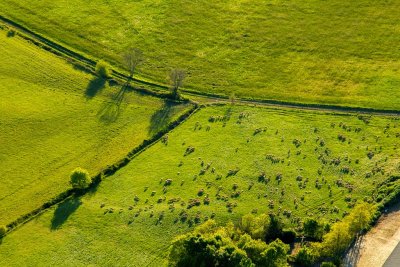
left=367, top=151, right=375, bottom=159
left=184, top=146, right=195, bottom=156
left=266, top=154, right=281, bottom=164
left=164, top=179, right=173, bottom=186
left=194, top=214, right=201, bottom=224
left=248, top=182, right=254, bottom=190
left=7, top=29, right=16, bottom=37
left=203, top=197, right=210, bottom=205
left=231, top=191, right=242, bottom=198
left=0, top=225, right=7, bottom=238
left=292, top=139, right=302, bottom=148
left=340, top=166, right=351, bottom=174
left=197, top=189, right=205, bottom=196
left=70, top=167, right=91, bottom=190
left=187, top=198, right=201, bottom=209
left=179, top=210, right=188, bottom=222
left=357, top=115, right=371, bottom=124
left=338, top=134, right=346, bottom=142
left=95, top=60, right=111, bottom=78
left=161, top=134, right=169, bottom=145
left=258, top=172, right=267, bottom=182
left=253, top=127, right=266, bottom=135
left=227, top=168, right=240, bottom=177
left=319, top=139, right=325, bottom=147
left=330, top=157, right=341, bottom=166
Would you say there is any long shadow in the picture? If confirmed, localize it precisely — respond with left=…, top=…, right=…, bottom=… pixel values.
left=85, top=76, right=106, bottom=99
left=97, top=82, right=129, bottom=123
left=344, top=234, right=364, bottom=267
left=148, top=101, right=177, bottom=136
left=50, top=197, right=82, bottom=230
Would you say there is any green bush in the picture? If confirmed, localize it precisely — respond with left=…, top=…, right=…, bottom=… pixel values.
left=95, top=60, right=111, bottom=78
left=0, top=225, right=7, bottom=238
left=295, top=247, right=317, bottom=267
left=70, top=167, right=91, bottom=190
left=321, top=262, right=336, bottom=267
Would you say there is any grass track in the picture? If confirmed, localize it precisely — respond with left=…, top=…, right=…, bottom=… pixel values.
left=0, top=30, right=192, bottom=226
left=0, top=104, right=399, bottom=266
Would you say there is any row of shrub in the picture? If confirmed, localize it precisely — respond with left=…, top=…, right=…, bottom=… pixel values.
left=2, top=104, right=199, bottom=238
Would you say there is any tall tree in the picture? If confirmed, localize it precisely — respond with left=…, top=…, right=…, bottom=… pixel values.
left=123, top=48, right=144, bottom=80
left=170, top=69, right=186, bottom=99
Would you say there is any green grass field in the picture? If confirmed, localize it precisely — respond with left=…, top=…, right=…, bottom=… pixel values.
left=1, top=104, right=398, bottom=266
left=1, top=1, right=400, bottom=109
left=0, top=29, right=191, bottom=226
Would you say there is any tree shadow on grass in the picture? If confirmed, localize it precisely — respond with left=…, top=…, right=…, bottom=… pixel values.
left=50, top=197, right=82, bottom=230
left=97, top=82, right=130, bottom=123
left=148, top=100, right=178, bottom=136
left=85, top=76, right=106, bottom=99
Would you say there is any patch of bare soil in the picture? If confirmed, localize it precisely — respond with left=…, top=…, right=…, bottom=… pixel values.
left=344, top=202, right=400, bottom=267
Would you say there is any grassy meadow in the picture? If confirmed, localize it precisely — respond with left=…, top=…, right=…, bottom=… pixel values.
left=1, top=104, right=399, bottom=266
left=1, top=1, right=400, bottom=109
left=0, top=29, right=191, bottom=226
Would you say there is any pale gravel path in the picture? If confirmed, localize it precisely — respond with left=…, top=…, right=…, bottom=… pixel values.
left=345, top=203, right=400, bottom=267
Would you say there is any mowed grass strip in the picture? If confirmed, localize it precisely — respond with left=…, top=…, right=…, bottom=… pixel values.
left=0, top=30, right=192, bottom=226
left=0, top=105, right=398, bottom=266
left=1, top=1, right=400, bottom=109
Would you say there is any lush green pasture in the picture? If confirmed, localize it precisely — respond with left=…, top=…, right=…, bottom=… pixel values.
left=0, top=30, right=191, bottom=226
left=1, top=105, right=399, bottom=266
left=1, top=1, right=400, bottom=109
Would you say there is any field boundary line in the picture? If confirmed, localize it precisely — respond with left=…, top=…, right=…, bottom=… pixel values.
left=1, top=15, right=400, bottom=116
left=3, top=104, right=201, bottom=237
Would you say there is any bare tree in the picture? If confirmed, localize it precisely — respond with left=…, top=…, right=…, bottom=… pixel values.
left=170, top=69, right=186, bottom=99
left=123, top=48, right=144, bottom=80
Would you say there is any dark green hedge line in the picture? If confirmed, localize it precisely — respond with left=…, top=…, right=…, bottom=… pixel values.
left=3, top=103, right=199, bottom=237
left=183, top=89, right=400, bottom=115
left=369, top=175, right=400, bottom=225
left=2, top=16, right=400, bottom=115
left=1, top=24, right=189, bottom=102
left=0, top=16, right=170, bottom=91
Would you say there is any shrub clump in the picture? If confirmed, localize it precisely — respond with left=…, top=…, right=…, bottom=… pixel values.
left=95, top=60, right=112, bottom=78
left=70, top=167, right=91, bottom=190
left=0, top=225, right=7, bottom=238
left=168, top=219, right=289, bottom=267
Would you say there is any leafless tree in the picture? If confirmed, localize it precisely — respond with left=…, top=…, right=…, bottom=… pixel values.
left=170, top=69, right=186, bottom=99
left=123, top=48, right=144, bottom=80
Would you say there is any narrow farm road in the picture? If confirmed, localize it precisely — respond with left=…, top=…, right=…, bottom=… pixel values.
left=345, top=202, right=400, bottom=267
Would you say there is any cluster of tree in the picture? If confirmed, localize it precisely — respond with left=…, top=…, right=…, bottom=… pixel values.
left=94, top=47, right=186, bottom=99
left=168, top=214, right=290, bottom=267
left=295, top=202, right=377, bottom=266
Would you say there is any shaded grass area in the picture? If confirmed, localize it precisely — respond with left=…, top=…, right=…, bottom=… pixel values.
left=0, top=31, right=191, bottom=226
left=0, top=105, right=399, bottom=266
left=0, top=1, right=400, bottom=109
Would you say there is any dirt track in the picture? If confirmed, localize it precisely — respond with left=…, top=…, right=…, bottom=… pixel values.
left=345, top=203, right=400, bottom=267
